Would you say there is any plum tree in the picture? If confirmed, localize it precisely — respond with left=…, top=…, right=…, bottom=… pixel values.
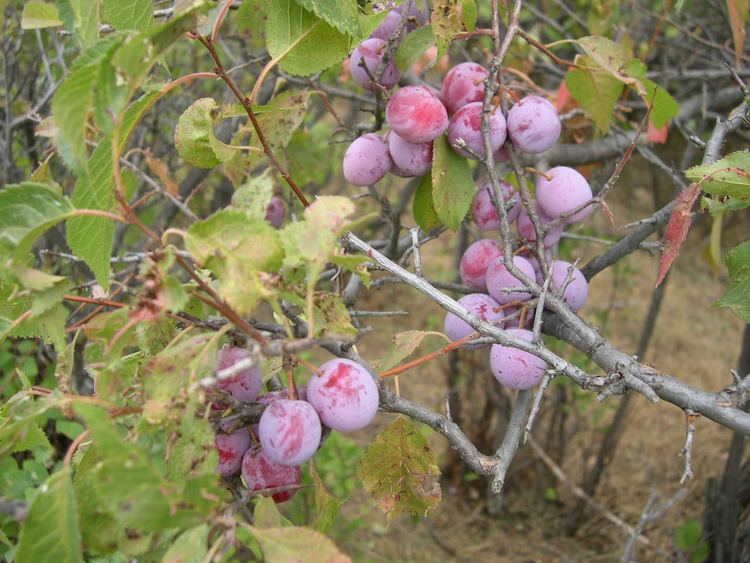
left=471, top=179, right=520, bottom=230
left=549, top=260, right=589, bottom=312
left=459, top=238, right=503, bottom=290
left=307, top=359, right=379, bottom=432
left=349, top=38, right=401, bottom=90
left=241, top=446, right=301, bottom=503
left=441, top=62, right=489, bottom=114
left=486, top=255, right=536, bottom=305
left=385, top=85, right=449, bottom=143
left=516, top=206, right=563, bottom=247
left=489, top=329, right=548, bottom=389
left=507, top=95, right=561, bottom=154
left=388, top=131, right=433, bottom=176
left=343, top=133, right=392, bottom=186
left=214, top=347, right=262, bottom=403
left=258, top=399, right=322, bottom=466
left=444, top=294, right=504, bottom=342
left=265, top=195, right=286, bottom=229
left=447, top=102, right=507, bottom=159
left=536, top=166, right=594, bottom=223
left=215, top=424, right=252, bottom=477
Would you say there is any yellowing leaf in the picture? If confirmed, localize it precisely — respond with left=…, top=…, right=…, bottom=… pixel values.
left=247, top=525, right=352, bottom=563
left=357, top=416, right=441, bottom=521
left=21, top=1, right=63, bottom=29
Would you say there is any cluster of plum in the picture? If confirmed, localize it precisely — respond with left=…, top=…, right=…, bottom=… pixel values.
left=447, top=169, right=592, bottom=389
left=341, top=6, right=597, bottom=390
left=212, top=348, right=379, bottom=502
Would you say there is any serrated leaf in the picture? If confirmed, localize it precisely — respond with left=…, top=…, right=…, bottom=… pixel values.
left=577, top=36, right=633, bottom=86
left=16, top=466, right=83, bottom=563
left=266, top=0, right=353, bottom=76
left=412, top=171, right=441, bottom=232
left=431, top=135, right=473, bottom=231
left=247, top=525, right=352, bottom=563
left=21, top=1, right=63, bottom=29
left=68, top=0, right=101, bottom=47
left=625, top=60, right=678, bottom=128
left=369, top=330, right=449, bottom=371
left=185, top=209, right=283, bottom=268
left=102, top=0, right=153, bottom=31
left=357, top=416, right=441, bottom=521
left=245, top=90, right=310, bottom=171
left=161, top=525, right=209, bottom=563
left=685, top=151, right=750, bottom=199
left=67, top=90, right=163, bottom=288
left=311, top=464, right=339, bottom=534
left=656, top=183, right=701, bottom=286
left=0, top=183, right=74, bottom=258
left=293, top=0, right=361, bottom=37
left=565, top=55, right=624, bottom=133
left=716, top=241, right=750, bottom=321
left=395, top=24, right=435, bottom=71
left=314, top=293, right=357, bottom=339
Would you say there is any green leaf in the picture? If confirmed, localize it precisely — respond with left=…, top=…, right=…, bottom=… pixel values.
left=16, top=466, right=83, bottom=563
left=565, top=55, right=624, bottom=133
left=311, top=464, right=339, bottom=534
left=675, top=518, right=703, bottom=550
left=357, top=416, right=441, bottom=521
left=102, top=0, right=153, bottom=31
left=73, top=445, right=119, bottom=555
left=0, top=183, right=73, bottom=258
left=231, top=170, right=275, bottom=220
left=461, top=0, right=477, bottom=31
left=716, top=241, right=750, bottom=321
left=431, top=135, right=473, bottom=231
left=369, top=330, right=449, bottom=371
left=685, top=151, right=750, bottom=199
left=254, top=497, right=293, bottom=528
left=293, top=0, right=361, bottom=37
left=625, top=60, right=678, bottom=128
left=265, top=0, right=353, bottom=76
left=67, top=90, right=163, bottom=288
left=160, top=525, right=209, bottom=563
left=52, top=38, right=120, bottom=168
left=412, top=171, right=441, bottom=232
left=175, top=98, right=230, bottom=168
left=67, top=0, right=101, bottom=47
left=395, top=25, right=435, bottom=71
left=185, top=209, right=283, bottom=268
left=247, top=526, right=352, bottom=563
left=576, top=36, right=632, bottom=83
left=244, top=90, right=310, bottom=171
left=21, top=1, right=63, bottom=28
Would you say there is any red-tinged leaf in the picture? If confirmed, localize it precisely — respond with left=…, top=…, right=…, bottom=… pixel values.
left=727, top=0, right=749, bottom=65
left=656, top=184, right=701, bottom=286
left=556, top=80, right=571, bottom=112
left=647, top=121, right=669, bottom=144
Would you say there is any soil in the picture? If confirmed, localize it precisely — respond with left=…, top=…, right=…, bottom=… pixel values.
left=326, top=158, right=747, bottom=562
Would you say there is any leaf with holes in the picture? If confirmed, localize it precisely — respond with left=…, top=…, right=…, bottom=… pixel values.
left=358, top=416, right=441, bottom=521
left=685, top=151, right=750, bottom=199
